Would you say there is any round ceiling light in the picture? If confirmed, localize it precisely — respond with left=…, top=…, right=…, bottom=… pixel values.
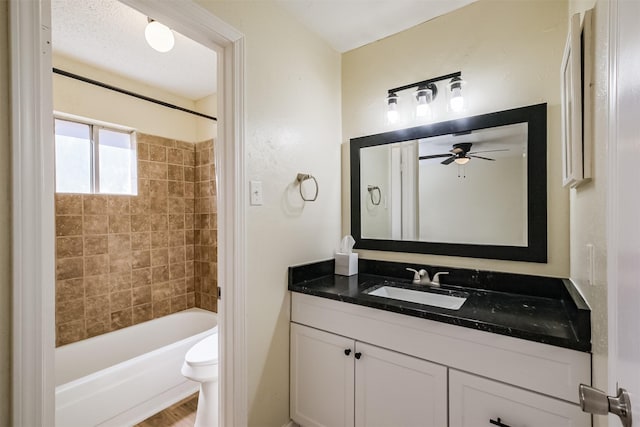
left=145, top=20, right=175, bottom=53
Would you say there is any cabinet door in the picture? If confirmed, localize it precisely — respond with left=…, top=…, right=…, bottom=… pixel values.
left=290, top=323, right=355, bottom=427
left=449, top=370, right=590, bottom=427
left=354, top=342, right=447, bottom=427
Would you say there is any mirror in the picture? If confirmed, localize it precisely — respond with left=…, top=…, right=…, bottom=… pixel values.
left=351, top=103, right=547, bottom=262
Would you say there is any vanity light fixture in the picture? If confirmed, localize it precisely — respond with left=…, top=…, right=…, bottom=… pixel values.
left=386, top=92, right=399, bottom=124
left=145, top=18, right=175, bottom=53
left=447, top=76, right=466, bottom=112
left=386, top=71, right=464, bottom=124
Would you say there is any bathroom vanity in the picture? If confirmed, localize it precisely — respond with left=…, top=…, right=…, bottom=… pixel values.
left=288, top=259, right=591, bottom=427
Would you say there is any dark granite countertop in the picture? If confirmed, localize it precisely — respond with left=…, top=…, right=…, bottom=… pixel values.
left=289, top=259, right=591, bottom=352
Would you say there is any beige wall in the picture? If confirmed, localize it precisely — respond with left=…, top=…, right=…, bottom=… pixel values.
left=197, top=2, right=342, bottom=426
left=342, top=0, right=570, bottom=277
left=53, top=55, right=216, bottom=143
left=568, top=1, right=608, bottom=427
left=0, top=1, right=11, bottom=424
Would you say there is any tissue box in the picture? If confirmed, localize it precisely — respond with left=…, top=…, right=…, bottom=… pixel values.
left=335, top=252, right=358, bottom=276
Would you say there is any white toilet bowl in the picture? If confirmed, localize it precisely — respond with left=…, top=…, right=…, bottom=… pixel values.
left=182, top=331, right=219, bottom=427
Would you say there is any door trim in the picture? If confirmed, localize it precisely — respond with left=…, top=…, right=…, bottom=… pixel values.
left=9, top=1, right=247, bottom=425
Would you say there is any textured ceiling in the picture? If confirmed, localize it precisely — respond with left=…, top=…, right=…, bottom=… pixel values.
left=277, top=0, right=478, bottom=53
left=51, top=0, right=217, bottom=101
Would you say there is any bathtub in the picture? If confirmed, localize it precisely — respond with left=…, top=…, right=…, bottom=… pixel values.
left=55, top=308, right=217, bottom=427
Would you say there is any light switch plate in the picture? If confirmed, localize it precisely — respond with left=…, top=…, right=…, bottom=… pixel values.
left=250, top=180, right=263, bottom=206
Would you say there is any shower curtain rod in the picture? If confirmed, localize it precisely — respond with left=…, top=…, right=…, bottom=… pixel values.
left=53, top=68, right=218, bottom=122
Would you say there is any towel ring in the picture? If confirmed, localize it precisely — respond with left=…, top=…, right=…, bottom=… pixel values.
left=367, top=185, right=381, bottom=206
left=296, top=173, right=319, bottom=202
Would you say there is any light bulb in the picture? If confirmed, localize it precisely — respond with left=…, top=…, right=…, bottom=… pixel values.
left=450, top=87, right=464, bottom=112
left=145, top=20, right=175, bottom=53
left=416, top=101, right=431, bottom=118
left=386, top=93, right=399, bottom=124
left=454, top=156, right=470, bottom=165
left=415, top=86, right=433, bottom=119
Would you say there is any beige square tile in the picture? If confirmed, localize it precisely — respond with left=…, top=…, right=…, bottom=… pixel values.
left=83, top=195, right=107, bottom=215
left=167, top=148, right=183, bottom=165
left=150, top=214, right=168, bottom=231
left=56, top=257, right=84, bottom=280
left=86, top=316, right=110, bottom=338
left=132, top=304, right=153, bottom=324
left=56, top=216, right=83, bottom=236
left=132, top=250, right=151, bottom=269
left=56, top=320, right=87, bottom=346
left=57, top=236, right=83, bottom=258
left=168, top=198, right=185, bottom=214
left=108, top=233, right=131, bottom=253
left=152, top=281, right=172, bottom=302
left=149, top=145, right=166, bottom=162
left=56, top=298, right=85, bottom=324
left=84, top=235, right=109, bottom=256
left=150, top=231, right=169, bottom=248
left=111, top=308, right=132, bottom=330
left=152, top=265, right=169, bottom=284
left=137, top=179, right=150, bottom=197
left=184, top=198, right=195, bottom=214
left=168, top=214, right=184, bottom=230
left=138, top=160, right=151, bottom=179
left=168, top=164, right=183, bottom=181
left=56, top=278, right=84, bottom=303
left=131, top=215, right=151, bottom=232
left=186, top=292, right=195, bottom=308
left=131, top=232, right=151, bottom=251
left=169, top=230, right=185, bottom=247
left=107, top=196, right=130, bottom=215
left=184, top=166, right=194, bottom=182
left=109, top=272, right=132, bottom=292
left=185, top=261, right=194, bottom=278
left=148, top=162, right=168, bottom=180
left=184, top=182, right=195, bottom=199
left=151, top=248, right=169, bottom=266
left=109, top=253, right=132, bottom=273
left=111, top=290, right=132, bottom=312
left=132, top=286, right=152, bottom=306
left=149, top=180, right=168, bottom=198
left=109, top=215, right=131, bottom=234
left=85, top=255, right=109, bottom=276
left=169, top=263, right=185, bottom=280
left=186, top=277, right=195, bottom=293
left=132, top=268, right=152, bottom=288
left=169, top=247, right=186, bottom=265
left=56, top=194, right=83, bottom=215
left=175, top=140, right=194, bottom=151
left=185, top=245, right=195, bottom=261
left=168, top=181, right=184, bottom=198
left=153, top=299, right=171, bottom=318
left=137, top=142, right=150, bottom=161
left=150, top=196, right=168, bottom=213
left=184, top=214, right=194, bottom=230
left=130, top=196, right=150, bottom=215
left=170, top=295, right=187, bottom=313
left=171, top=279, right=186, bottom=295
left=85, top=274, right=109, bottom=297
left=84, top=215, right=109, bottom=235
left=86, top=294, right=110, bottom=319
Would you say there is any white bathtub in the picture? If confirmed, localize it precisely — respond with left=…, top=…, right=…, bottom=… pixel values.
left=55, top=308, right=217, bottom=427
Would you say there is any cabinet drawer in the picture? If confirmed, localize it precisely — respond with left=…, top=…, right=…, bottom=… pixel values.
left=449, top=370, right=590, bottom=427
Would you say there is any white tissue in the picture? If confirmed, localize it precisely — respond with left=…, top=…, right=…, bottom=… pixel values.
left=340, top=235, right=355, bottom=254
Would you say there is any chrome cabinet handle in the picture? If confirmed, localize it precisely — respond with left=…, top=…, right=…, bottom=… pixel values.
left=579, top=384, right=632, bottom=427
left=489, top=417, right=510, bottom=427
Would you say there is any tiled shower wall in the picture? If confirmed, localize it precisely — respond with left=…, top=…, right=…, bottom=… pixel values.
left=55, top=133, right=217, bottom=346
left=194, top=140, right=218, bottom=311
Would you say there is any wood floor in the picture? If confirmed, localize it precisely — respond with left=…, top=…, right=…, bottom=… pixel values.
left=135, top=393, right=198, bottom=427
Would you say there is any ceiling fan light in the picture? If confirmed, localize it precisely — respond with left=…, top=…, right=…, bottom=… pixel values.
left=145, top=19, right=175, bottom=53
left=454, top=156, right=470, bottom=165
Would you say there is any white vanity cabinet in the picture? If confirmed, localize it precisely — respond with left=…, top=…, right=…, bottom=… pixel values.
left=290, top=293, right=592, bottom=427
left=290, top=323, right=447, bottom=427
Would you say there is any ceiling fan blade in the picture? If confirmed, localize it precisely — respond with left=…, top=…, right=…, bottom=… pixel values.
left=468, top=149, right=509, bottom=154
left=469, top=154, right=496, bottom=161
left=441, top=156, right=456, bottom=165
left=419, top=153, right=452, bottom=160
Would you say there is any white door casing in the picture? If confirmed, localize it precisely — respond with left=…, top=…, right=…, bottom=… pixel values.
left=608, top=0, right=640, bottom=424
left=9, top=1, right=247, bottom=425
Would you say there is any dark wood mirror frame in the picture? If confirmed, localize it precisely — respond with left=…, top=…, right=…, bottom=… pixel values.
left=350, top=103, right=547, bottom=262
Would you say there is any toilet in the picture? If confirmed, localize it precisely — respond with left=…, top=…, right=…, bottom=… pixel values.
left=182, top=330, right=219, bottom=427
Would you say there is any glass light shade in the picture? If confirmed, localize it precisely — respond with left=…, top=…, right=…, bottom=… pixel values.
left=387, top=93, right=399, bottom=124
left=145, top=21, right=175, bottom=53
left=454, top=156, right=470, bottom=165
left=415, top=87, right=433, bottom=119
left=450, top=87, right=465, bottom=112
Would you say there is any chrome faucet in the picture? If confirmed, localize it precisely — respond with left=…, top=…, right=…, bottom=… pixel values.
left=406, top=268, right=431, bottom=285
left=431, top=272, right=449, bottom=287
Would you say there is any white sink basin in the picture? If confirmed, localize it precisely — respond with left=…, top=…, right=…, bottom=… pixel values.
left=366, top=286, right=467, bottom=310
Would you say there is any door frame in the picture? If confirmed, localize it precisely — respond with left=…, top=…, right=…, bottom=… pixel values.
left=9, top=1, right=247, bottom=425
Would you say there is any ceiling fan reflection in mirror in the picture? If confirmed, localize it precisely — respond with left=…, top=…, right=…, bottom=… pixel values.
left=419, top=142, right=508, bottom=165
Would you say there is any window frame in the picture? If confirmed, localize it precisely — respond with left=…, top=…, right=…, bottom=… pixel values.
left=54, top=114, right=138, bottom=195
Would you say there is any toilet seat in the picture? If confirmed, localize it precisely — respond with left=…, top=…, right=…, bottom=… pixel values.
left=185, top=334, right=219, bottom=367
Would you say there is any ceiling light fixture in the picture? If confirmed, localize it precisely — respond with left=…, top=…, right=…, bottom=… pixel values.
left=454, top=156, right=470, bottom=165
left=145, top=18, right=175, bottom=53
left=385, top=71, right=465, bottom=124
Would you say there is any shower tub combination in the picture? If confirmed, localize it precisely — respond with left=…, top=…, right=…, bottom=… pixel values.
left=55, top=308, right=217, bottom=427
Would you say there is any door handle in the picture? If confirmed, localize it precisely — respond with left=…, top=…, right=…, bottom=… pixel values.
left=579, top=384, right=632, bottom=427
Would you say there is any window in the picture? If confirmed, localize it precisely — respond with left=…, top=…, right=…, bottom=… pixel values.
left=54, top=118, right=138, bottom=195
